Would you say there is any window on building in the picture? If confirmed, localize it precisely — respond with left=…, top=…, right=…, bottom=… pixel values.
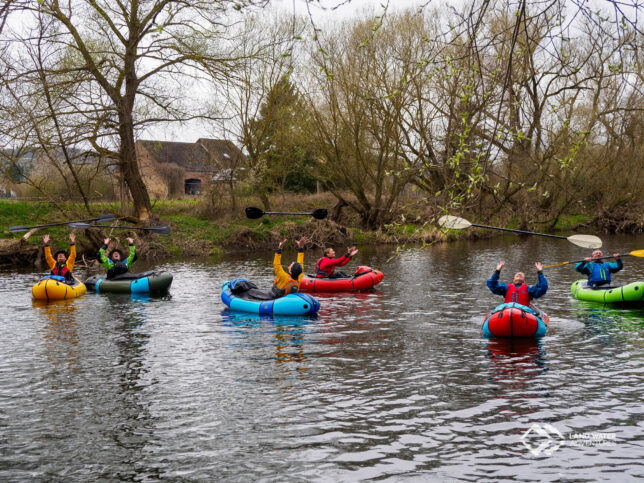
left=185, top=178, right=202, bottom=195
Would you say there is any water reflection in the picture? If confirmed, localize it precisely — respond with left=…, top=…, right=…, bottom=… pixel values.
left=222, top=310, right=318, bottom=385
left=572, top=300, right=644, bottom=346
left=486, top=338, right=548, bottom=387
left=2, top=235, right=644, bottom=480
left=33, top=298, right=81, bottom=368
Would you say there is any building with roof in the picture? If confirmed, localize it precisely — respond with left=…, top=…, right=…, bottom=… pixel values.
left=136, top=138, right=246, bottom=199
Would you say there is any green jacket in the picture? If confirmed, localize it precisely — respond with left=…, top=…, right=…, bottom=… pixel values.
left=99, top=244, right=136, bottom=271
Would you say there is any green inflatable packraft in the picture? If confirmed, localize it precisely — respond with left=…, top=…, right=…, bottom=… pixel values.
left=571, top=279, right=644, bottom=306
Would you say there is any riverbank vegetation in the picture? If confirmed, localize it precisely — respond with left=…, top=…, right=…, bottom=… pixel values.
left=0, top=195, right=452, bottom=265
left=1, top=0, right=643, bottom=259
left=0, top=187, right=603, bottom=267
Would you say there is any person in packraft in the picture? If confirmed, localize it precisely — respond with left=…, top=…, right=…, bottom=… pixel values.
left=99, top=237, right=136, bottom=279
left=575, top=249, right=622, bottom=287
left=272, top=237, right=307, bottom=297
left=315, top=246, right=359, bottom=279
left=43, top=233, right=76, bottom=282
left=487, top=261, right=548, bottom=305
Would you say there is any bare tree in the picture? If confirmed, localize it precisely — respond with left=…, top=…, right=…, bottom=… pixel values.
left=304, top=12, right=435, bottom=228
left=2, top=0, right=269, bottom=220
left=213, top=12, right=304, bottom=211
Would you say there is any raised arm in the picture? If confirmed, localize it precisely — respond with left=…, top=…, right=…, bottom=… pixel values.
left=66, top=233, right=76, bottom=271
left=487, top=261, right=508, bottom=296
left=43, top=234, right=55, bottom=269
left=528, top=262, right=548, bottom=299
left=273, top=239, right=289, bottom=278
left=99, top=238, right=113, bottom=269
left=295, top=237, right=306, bottom=267
left=125, top=237, right=136, bottom=266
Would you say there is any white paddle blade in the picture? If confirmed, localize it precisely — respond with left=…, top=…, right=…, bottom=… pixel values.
left=438, top=215, right=472, bottom=230
left=567, top=234, right=602, bottom=249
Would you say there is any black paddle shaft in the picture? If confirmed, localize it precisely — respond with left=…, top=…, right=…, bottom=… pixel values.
left=245, top=207, right=327, bottom=220
left=470, top=223, right=568, bottom=240
left=569, top=253, right=630, bottom=264
left=8, top=214, right=115, bottom=233
left=69, top=223, right=170, bottom=234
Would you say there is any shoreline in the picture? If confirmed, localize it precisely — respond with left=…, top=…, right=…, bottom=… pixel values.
left=0, top=199, right=628, bottom=268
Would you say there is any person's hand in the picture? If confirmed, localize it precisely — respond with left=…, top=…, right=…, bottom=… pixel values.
left=69, top=233, right=75, bottom=244
left=43, top=234, right=50, bottom=244
left=104, top=238, right=110, bottom=246
left=584, top=257, right=591, bottom=262
left=613, top=253, right=620, bottom=260
left=535, top=262, right=543, bottom=272
left=349, top=248, right=359, bottom=257
left=278, top=239, right=287, bottom=250
left=127, top=237, right=134, bottom=245
left=496, top=261, right=505, bottom=271
left=296, top=237, right=307, bottom=249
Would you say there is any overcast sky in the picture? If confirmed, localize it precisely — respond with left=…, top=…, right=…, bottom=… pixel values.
left=143, top=0, right=634, bottom=142
left=147, top=0, right=445, bottom=142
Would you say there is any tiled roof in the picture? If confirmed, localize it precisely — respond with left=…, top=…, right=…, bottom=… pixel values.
left=138, top=138, right=245, bottom=171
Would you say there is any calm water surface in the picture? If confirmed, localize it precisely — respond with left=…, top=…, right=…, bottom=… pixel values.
left=1, top=235, right=643, bottom=481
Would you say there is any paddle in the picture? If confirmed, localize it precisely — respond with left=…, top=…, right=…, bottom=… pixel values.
left=438, top=215, right=602, bottom=249
left=543, top=250, right=644, bottom=269
left=245, top=206, right=328, bottom=220
left=8, top=214, right=115, bottom=233
left=69, top=223, right=171, bottom=234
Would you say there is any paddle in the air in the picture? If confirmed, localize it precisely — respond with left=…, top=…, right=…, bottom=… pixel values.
left=245, top=206, right=328, bottom=220
left=544, top=250, right=644, bottom=269
left=69, top=223, right=171, bottom=234
left=439, top=215, right=602, bottom=249
left=8, top=214, right=115, bottom=233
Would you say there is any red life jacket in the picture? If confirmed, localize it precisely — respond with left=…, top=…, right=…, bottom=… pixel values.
left=505, top=283, right=530, bottom=305
left=315, top=258, right=332, bottom=277
left=51, top=263, right=71, bottom=280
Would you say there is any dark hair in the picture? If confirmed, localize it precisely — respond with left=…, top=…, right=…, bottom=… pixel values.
left=53, top=250, right=67, bottom=259
left=109, top=248, right=123, bottom=260
left=290, top=262, right=302, bottom=280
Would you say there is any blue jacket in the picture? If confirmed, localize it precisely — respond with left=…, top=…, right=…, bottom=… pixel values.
left=575, top=259, right=622, bottom=286
left=487, top=270, right=548, bottom=300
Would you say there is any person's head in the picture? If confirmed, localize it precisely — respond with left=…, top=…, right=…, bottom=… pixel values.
left=109, top=248, right=123, bottom=262
left=289, top=261, right=303, bottom=280
left=592, top=250, right=603, bottom=260
left=513, top=271, right=525, bottom=284
left=54, top=250, right=67, bottom=263
left=324, top=248, right=335, bottom=258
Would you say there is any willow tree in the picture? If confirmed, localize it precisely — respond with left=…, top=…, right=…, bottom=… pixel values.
left=2, top=0, right=268, bottom=219
left=213, top=12, right=307, bottom=210
left=304, top=12, right=432, bottom=228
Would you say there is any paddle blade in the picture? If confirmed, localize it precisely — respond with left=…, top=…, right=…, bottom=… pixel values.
left=629, top=249, right=644, bottom=257
left=148, top=225, right=171, bottom=234
left=97, top=214, right=115, bottom=222
left=567, top=234, right=602, bottom=249
left=69, top=222, right=91, bottom=229
left=245, top=207, right=264, bottom=219
left=311, top=209, right=328, bottom=220
left=438, top=215, right=472, bottom=230
left=7, top=226, right=29, bottom=233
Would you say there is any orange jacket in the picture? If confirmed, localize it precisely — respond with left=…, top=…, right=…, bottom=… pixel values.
left=272, top=249, right=304, bottom=295
left=44, top=244, right=76, bottom=272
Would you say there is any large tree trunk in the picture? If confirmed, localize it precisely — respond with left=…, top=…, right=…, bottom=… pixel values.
left=260, top=191, right=271, bottom=211
left=119, top=100, right=153, bottom=221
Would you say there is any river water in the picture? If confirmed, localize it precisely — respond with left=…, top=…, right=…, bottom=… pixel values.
left=1, top=234, right=643, bottom=481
